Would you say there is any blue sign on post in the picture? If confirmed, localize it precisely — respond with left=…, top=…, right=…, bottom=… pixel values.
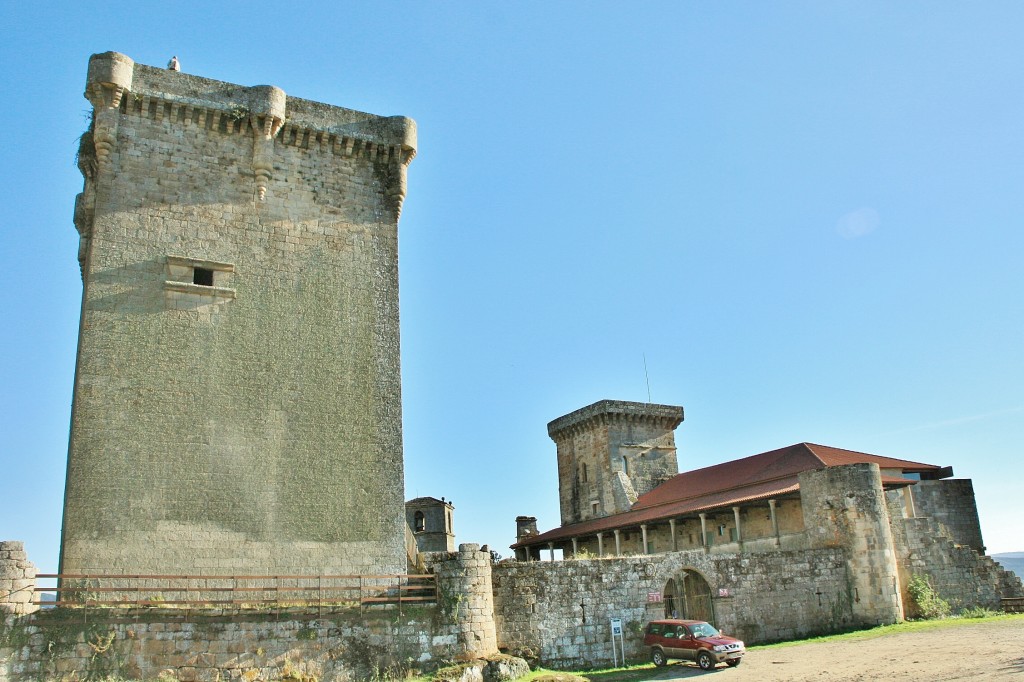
left=610, top=617, right=624, bottom=665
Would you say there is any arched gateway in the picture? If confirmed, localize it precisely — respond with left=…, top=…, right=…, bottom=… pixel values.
left=663, top=578, right=678, bottom=618
left=664, top=569, right=715, bottom=625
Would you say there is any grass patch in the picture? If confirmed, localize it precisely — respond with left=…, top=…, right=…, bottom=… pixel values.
left=751, top=612, right=1024, bottom=649
left=519, top=664, right=652, bottom=682
left=414, top=664, right=654, bottom=682
left=446, top=614, right=1024, bottom=681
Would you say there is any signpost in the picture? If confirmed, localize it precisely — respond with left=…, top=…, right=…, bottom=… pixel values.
left=610, top=617, right=624, bottom=666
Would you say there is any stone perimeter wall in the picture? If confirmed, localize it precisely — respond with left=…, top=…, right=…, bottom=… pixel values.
left=492, top=547, right=851, bottom=669
left=2, top=612, right=451, bottom=682
left=885, top=490, right=1024, bottom=617
left=0, top=544, right=36, bottom=618
left=0, top=545, right=496, bottom=682
left=494, top=465, right=1018, bottom=669
left=909, top=479, right=985, bottom=552
left=430, top=545, right=497, bottom=658
left=4, top=498, right=1020, bottom=681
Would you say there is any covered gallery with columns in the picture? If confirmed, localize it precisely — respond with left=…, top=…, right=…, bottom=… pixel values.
left=511, top=400, right=950, bottom=562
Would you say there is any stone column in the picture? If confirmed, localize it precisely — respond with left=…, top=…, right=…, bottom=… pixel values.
left=732, top=507, right=742, bottom=545
left=547, top=543, right=555, bottom=561
left=571, top=537, right=579, bottom=556
left=0, top=541, right=38, bottom=615
left=699, top=513, right=708, bottom=550
left=433, top=543, right=498, bottom=660
left=768, top=499, right=780, bottom=545
left=596, top=533, right=604, bottom=557
left=641, top=524, right=649, bottom=554
left=669, top=519, right=677, bottom=551
left=613, top=530, right=622, bottom=556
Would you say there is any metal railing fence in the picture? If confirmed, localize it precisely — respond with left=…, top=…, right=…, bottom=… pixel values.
left=26, top=572, right=435, bottom=620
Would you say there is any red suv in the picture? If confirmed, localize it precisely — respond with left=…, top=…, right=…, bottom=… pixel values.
left=644, top=619, right=745, bottom=670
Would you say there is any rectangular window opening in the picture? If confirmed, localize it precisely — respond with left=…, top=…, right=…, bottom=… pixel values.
left=193, top=267, right=215, bottom=286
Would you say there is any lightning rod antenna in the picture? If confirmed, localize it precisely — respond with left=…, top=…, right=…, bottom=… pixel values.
left=643, top=353, right=652, bottom=403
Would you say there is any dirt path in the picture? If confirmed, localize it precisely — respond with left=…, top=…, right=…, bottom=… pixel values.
left=646, top=619, right=1024, bottom=681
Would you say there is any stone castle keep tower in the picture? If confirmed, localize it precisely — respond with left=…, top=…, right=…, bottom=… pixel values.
left=548, top=400, right=684, bottom=525
left=60, top=52, right=416, bottom=576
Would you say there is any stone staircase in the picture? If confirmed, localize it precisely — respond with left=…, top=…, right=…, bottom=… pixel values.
left=898, top=516, right=1023, bottom=613
left=988, top=555, right=1024, bottom=612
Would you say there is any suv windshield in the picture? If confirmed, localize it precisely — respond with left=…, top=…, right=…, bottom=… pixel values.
left=690, top=623, right=720, bottom=639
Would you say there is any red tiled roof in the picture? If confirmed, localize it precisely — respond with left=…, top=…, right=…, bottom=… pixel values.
left=513, top=443, right=939, bottom=549
left=803, top=443, right=938, bottom=471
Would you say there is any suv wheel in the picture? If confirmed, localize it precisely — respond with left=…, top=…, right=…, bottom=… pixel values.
left=651, top=648, right=667, bottom=667
left=696, top=651, right=715, bottom=671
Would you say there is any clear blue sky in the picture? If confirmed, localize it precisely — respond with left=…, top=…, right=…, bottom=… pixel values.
left=2, top=2, right=1022, bottom=573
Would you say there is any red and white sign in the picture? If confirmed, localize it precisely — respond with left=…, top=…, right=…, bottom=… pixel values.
left=647, top=592, right=662, bottom=602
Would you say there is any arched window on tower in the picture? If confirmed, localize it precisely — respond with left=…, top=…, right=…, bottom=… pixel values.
left=414, top=510, right=425, bottom=533
left=622, top=456, right=629, bottom=476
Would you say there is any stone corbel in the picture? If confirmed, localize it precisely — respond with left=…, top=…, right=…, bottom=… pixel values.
left=84, top=52, right=135, bottom=173
left=385, top=150, right=409, bottom=219
left=73, top=192, right=95, bottom=277
left=382, top=116, right=418, bottom=219
left=248, top=86, right=286, bottom=202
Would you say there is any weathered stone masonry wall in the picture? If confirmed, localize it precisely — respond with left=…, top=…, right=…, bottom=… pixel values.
left=910, top=479, right=984, bottom=552
left=1, top=545, right=494, bottom=682
left=0, top=544, right=37, bottom=618
left=430, top=544, right=498, bottom=660
left=885, top=488, right=1023, bottom=617
left=798, top=464, right=903, bottom=626
left=63, top=53, right=416, bottom=577
left=492, top=547, right=851, bottom=669
left=493, top=558, right=664, bottom=669
left=2, top=611, right=450, bottom=682
left=496, top=467, right=1016, bottom=670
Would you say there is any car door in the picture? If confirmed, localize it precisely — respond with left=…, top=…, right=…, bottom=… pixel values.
left=659, top=624, right=681, bottom=659
left=655, top=624, right=677, bottom=658
left=648, top=622, right=672, bottom=658
left=676, top=624, right=699, bottom=661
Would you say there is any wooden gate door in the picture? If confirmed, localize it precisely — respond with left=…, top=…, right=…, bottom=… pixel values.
left=680, top=570, right=715, bottom=625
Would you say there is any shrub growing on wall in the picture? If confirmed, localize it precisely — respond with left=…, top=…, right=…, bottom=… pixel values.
left=908, top=575, right=951, bottom=619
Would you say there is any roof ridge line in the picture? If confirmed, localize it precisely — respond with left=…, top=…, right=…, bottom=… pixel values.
left=803, top=442, right=829, bottom=468
left=632, top=471, right=806, bottom=512
left=661, top=443, right=813, bottom=479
